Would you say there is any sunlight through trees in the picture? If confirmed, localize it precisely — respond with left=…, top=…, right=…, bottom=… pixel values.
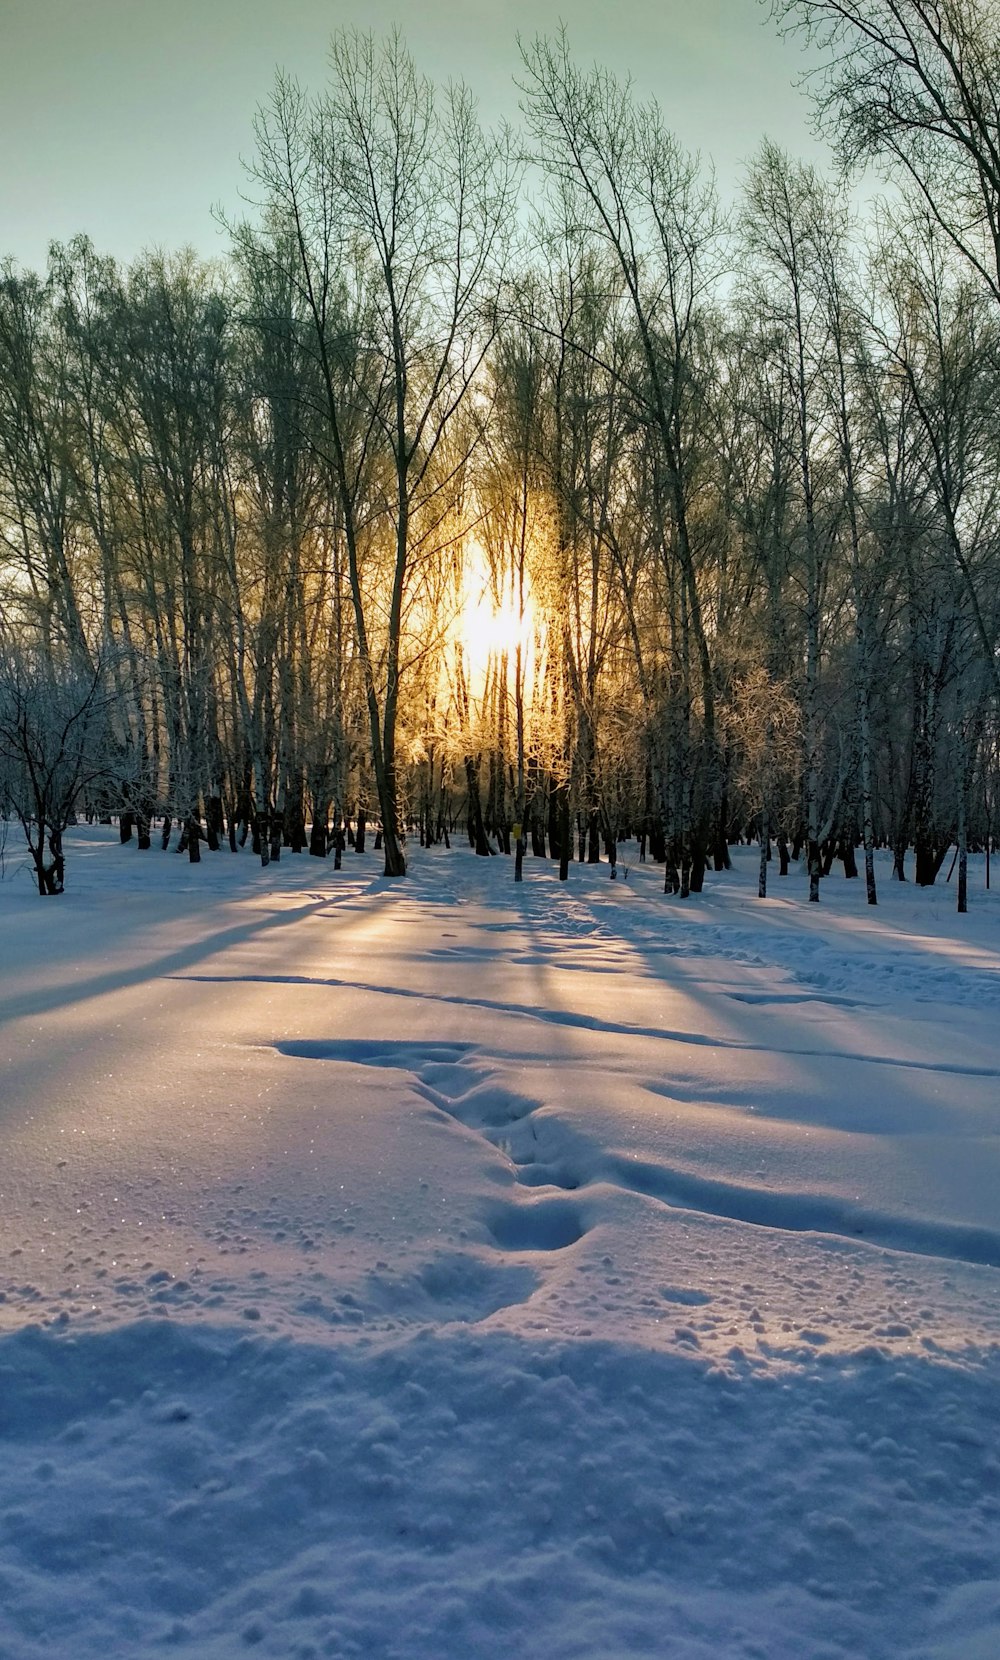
left=1, top=20, right=999, bottom=900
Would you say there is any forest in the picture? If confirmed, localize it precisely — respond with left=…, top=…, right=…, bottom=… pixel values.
left=1, top=2, right=998, bottom=907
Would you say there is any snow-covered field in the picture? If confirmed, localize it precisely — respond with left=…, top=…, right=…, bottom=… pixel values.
left=1, top=828, right=998, bottom=1660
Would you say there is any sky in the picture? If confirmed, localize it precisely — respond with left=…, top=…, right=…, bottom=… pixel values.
left=1, top=0, right=828, bottom=272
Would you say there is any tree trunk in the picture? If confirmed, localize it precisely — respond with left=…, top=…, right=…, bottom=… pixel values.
left=205, top=796, right=223, bottom=853
left=309, top=794, right=330, bottom=858
left=465, top=756, right=491, bottom=856
left=957, top=729, right=969, bottom=914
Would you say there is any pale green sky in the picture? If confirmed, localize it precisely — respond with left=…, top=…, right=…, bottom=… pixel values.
left=1, top=0, right=827, bottom=270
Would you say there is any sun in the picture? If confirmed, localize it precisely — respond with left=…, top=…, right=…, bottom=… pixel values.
left=455, top=540, right=536, bottom=684
left=459, top=586, right=529, bottom=664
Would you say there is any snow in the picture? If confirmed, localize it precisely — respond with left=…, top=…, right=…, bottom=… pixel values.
left=1, top=828, right=999, bottom=1659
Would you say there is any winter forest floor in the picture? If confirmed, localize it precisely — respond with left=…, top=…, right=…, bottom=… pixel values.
left=1, top=828, right=999, bottom=1660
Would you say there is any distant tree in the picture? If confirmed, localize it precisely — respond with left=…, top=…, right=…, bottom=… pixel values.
left=728, top=667, right=802, bottom=898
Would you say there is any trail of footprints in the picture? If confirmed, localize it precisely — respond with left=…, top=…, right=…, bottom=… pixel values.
left=275, top=1039, right=588, bottom=1256
left=273, top=1039, right=1000, bottom=1275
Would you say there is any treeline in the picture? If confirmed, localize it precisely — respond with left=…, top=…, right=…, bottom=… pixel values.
left=1, top=11, right=999, bottom=902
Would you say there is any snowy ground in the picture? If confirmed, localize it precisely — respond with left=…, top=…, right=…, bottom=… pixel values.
left=1, top=828, right=999, bottom=1660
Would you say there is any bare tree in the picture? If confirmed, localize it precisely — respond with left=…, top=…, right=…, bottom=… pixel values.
left=740, top=143, right=841, bottom=901
left=0, top=641, right=119, bottom=894
left=243, top=32, right=519, bottom=876
left=770, top=0, right=1000, bottom=305
left=0, top=262, right=93, bottom=669
left=520, top=32, right=726, bottom=893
